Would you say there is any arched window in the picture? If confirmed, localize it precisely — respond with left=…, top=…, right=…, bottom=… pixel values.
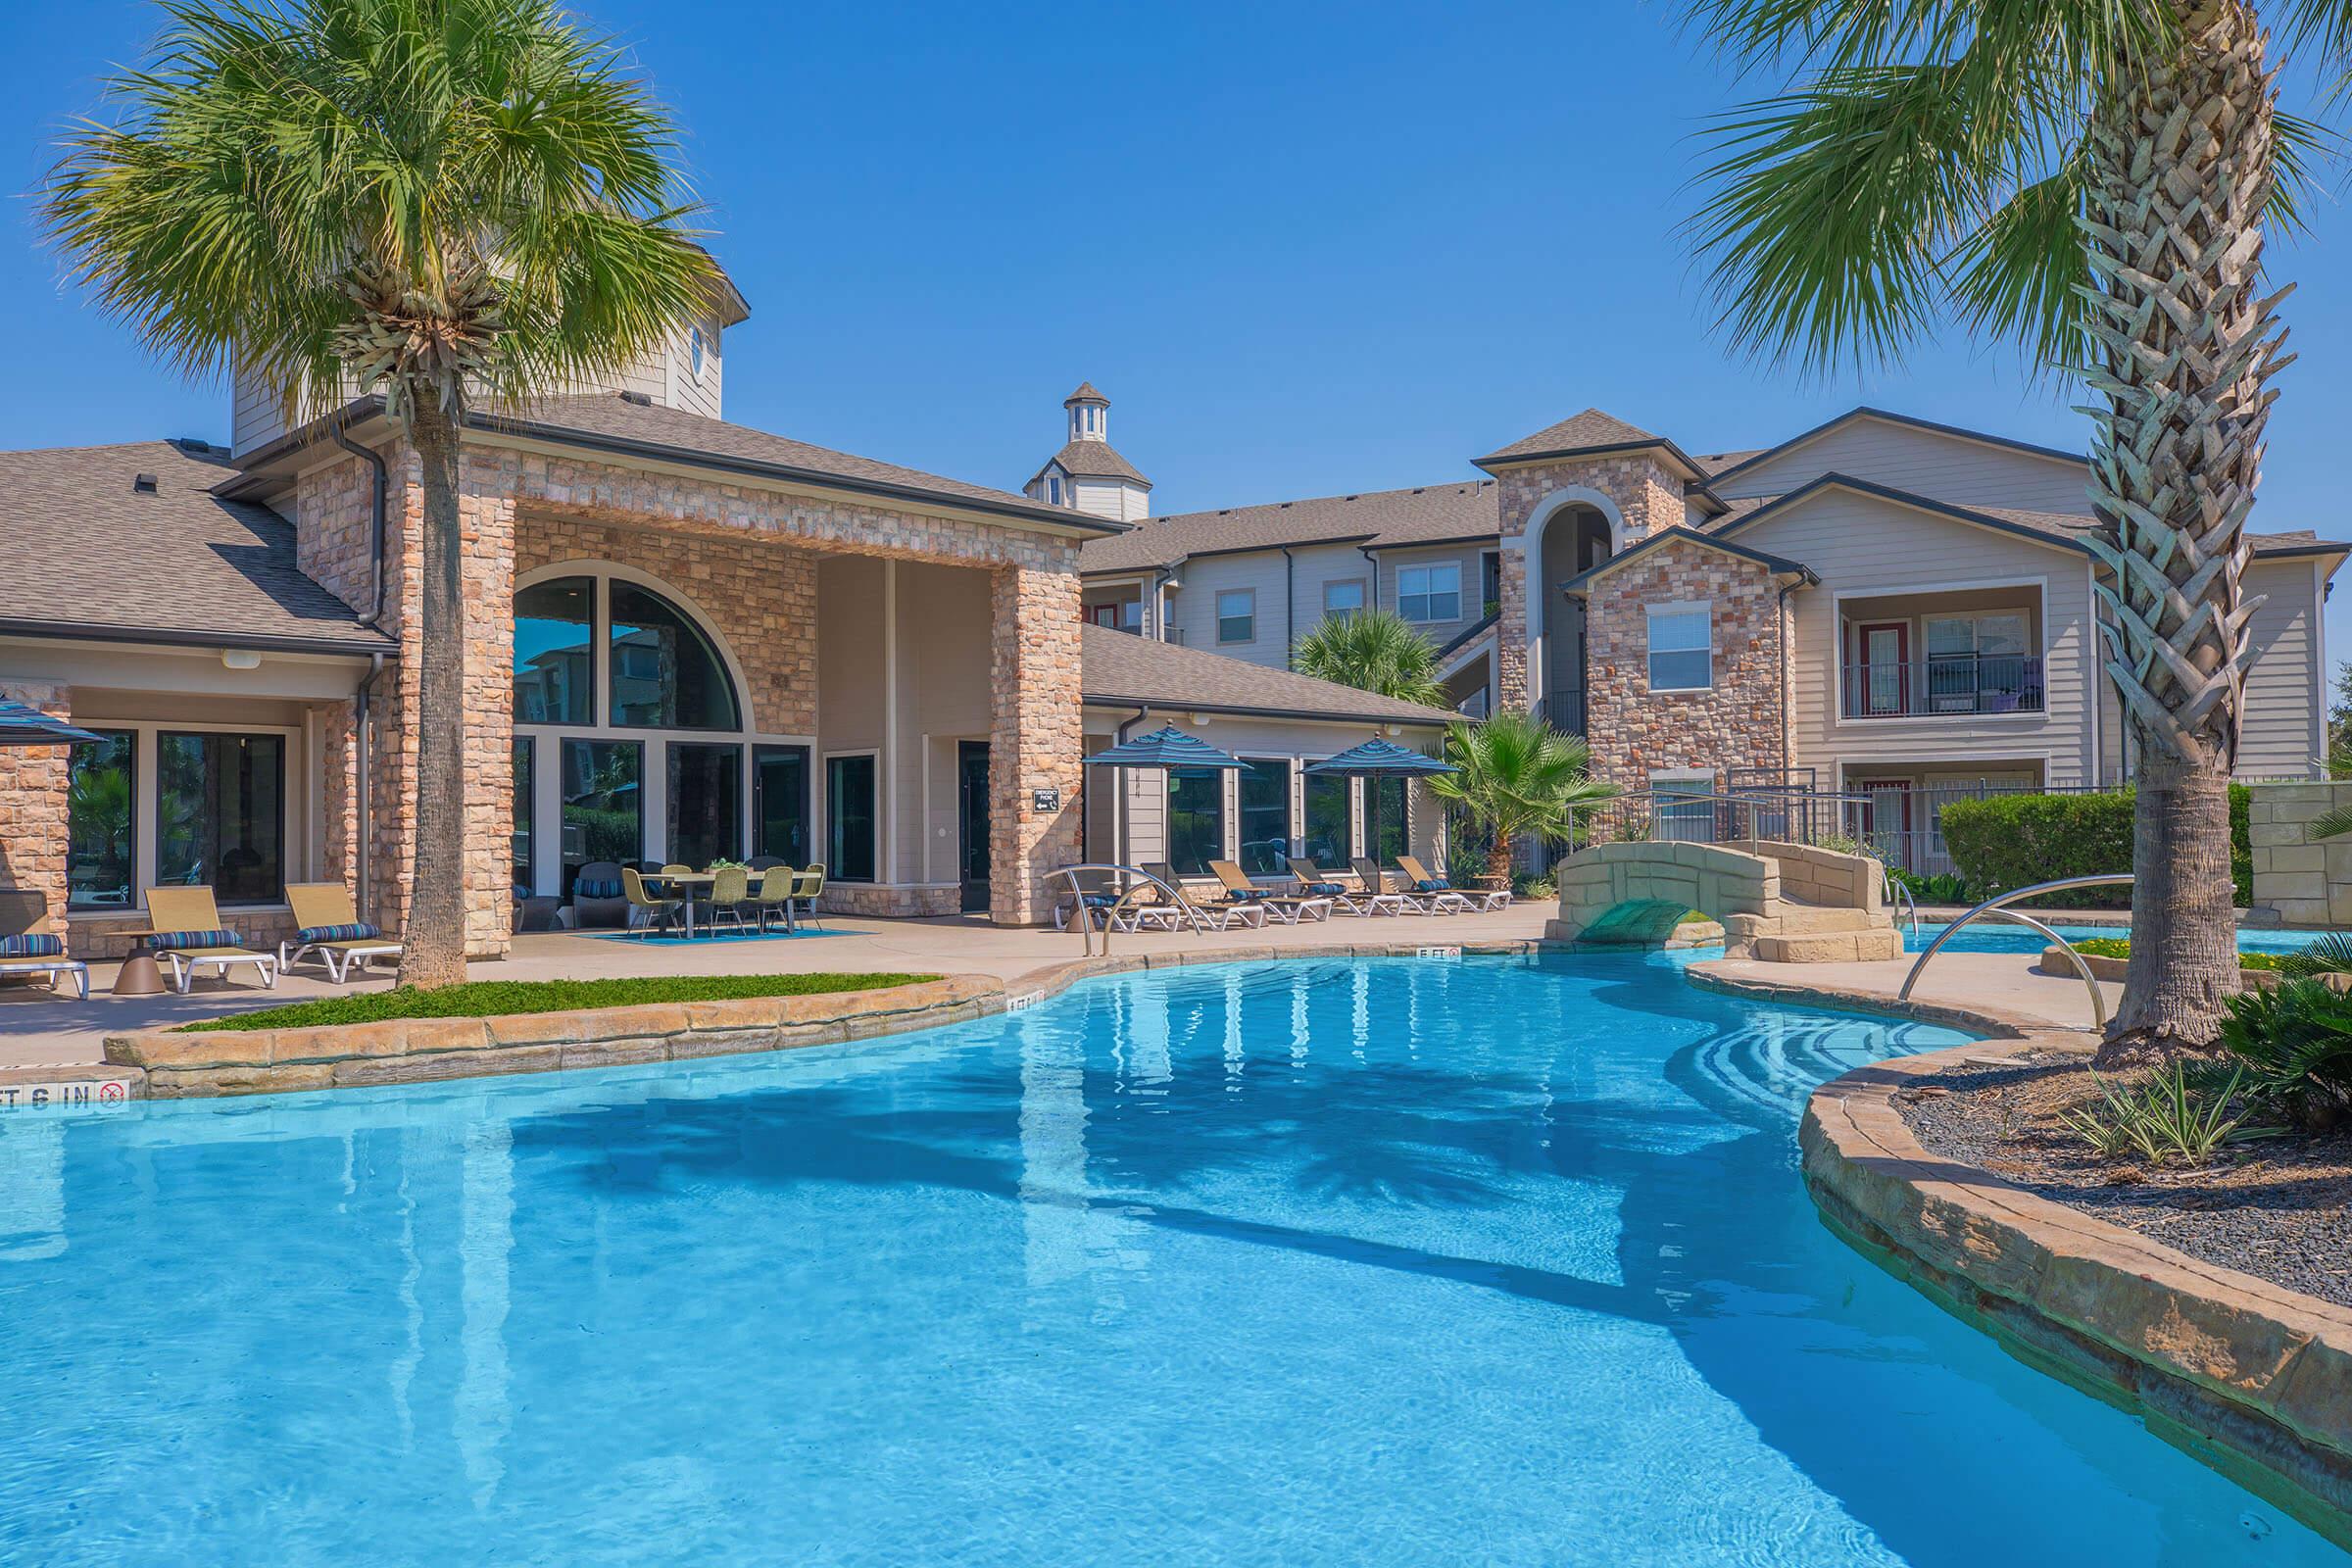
left=511, top=567, right=805, bottom=898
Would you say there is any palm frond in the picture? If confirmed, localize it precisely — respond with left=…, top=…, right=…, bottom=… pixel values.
left=2310, top=806, right=2352, bottom=842
left=1290, top=610, right=1447, bottom=709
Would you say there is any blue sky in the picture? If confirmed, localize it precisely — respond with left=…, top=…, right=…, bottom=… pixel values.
left=3, top=2, right=2347, bottom=673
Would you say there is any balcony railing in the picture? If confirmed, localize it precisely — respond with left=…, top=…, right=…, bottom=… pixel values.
left=1535, top=688, right=1587, bottom=736
left=1840, top=654, right=2043, bottom=719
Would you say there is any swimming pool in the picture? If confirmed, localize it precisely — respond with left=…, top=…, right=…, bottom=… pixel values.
left=1905, top=921, right=2332, bottom=956
left=0, top=954, right=2334, bottom=1564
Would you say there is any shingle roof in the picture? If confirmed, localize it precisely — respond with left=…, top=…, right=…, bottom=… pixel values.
left=1064, top=382, right=1108, bottom=405
left=1080, top=479, right=1498, bottom=574
left=0, top=440, right=393, bottom=653
left=1034, top=438, right=1151, bottom=485
left=1081, top=625, right=1457, bottom=726
left=1476, top=408, right=1660, bottom=466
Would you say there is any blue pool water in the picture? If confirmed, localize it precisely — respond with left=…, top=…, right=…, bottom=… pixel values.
left=1906, top=922, right=2332, bottom=956
left=0, top=955, right=2337, bottom=1565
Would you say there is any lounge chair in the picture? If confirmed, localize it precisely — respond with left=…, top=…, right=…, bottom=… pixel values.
left=0, top=890, right=88, bottom=1001
left=1123, top=865, right=1266, bottom=932
left=142, top=886, right=277, bottom=994
left=1290, top=857, right=1404, bottom=917
left=1208, top=860, right=1330, bottom=924
left=1396, top=855, right=1511, bottom=913
left=1353, top=858, right=1455, bottom=915
left=278, top=883, right=404, bottom=981
left=621, top=867, right=685, bottom=937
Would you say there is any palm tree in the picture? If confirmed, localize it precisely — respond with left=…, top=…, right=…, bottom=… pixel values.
left=1293, top=609, right=1448, bottom=708
left=44, top=0, right=718, bottom=987
left=1427, top=713, right=1620, bottom=884
left=1686, top=0, right=2352, bottom=1064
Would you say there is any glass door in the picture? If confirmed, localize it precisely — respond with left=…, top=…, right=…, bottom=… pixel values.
left=957, top=743, right=991, bottom=913
left=754, top=745, right=810, bottom=865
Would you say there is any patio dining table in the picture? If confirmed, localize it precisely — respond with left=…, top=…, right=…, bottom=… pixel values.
left=642, top=871, right=793, bottom=940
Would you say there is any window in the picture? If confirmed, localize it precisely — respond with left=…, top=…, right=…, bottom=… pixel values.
left=609, top=581, right=740, bottom=730
left=827, top=754, right=878, bottom=882
left=67, top=730, right=136, bottom=910
left=755, top=745, right=810, bottom=864
left=1166, top=768, right=1225, bottom=876
left=1652, top=772, right=1714, bottom=843
left=158, top=732, right=285, bottom=905
left=514, top=575, right=594, bottom=725
left=561, top=739, right=642, bottom=896
left=1048, top=474, right=1064, bottom=506
left=1322, top=579, right=1366, bottom=620
left=1303, top=773, right=1351, bottom=864
left=1925, top=611, right=2033, bottom=710
left=1481, top=552, right=1502, bottom=614
left=688, top=324, right=706, bottom=380
left=1216, top=589, right=1254, bottom=645
left=668, top=743, right=744, bottom=868
left=512, top=737, right=534, bottom=890
left=1646, top=605, right=1711, bottom=692
left=1368, top=776, right=1407, bottom=864
left=1238, top=759, right=1291, bottom=876
left=1397, top=563, right=1461, bottom=623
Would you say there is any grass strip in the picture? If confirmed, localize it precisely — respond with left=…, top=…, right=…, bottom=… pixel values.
left=180, top=972, right=940, bottom=1032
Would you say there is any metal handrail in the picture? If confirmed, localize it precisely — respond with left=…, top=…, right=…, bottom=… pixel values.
left=1883, top=867, right=1919, bottom=938
left=1898, top=873, right=2133, bottom=1028
left=1050, top=863, right=1200, bottom=958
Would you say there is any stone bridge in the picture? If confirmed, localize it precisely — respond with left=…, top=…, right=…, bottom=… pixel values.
left=1547, top=839, right=1902, bottom=961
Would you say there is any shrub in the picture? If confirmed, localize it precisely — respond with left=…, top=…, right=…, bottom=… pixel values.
left=180, top=972, right=938, bottom=1033
left=2067, top=936, right=2283, bottom=970
left=1888, top=868, right=1976, bottom=905
left=2059, top=1062, right=2273, bottom=1164
left=2218, top=978, right=2352, bottom=1132
left=1937, top=786, right=2250, bottom=908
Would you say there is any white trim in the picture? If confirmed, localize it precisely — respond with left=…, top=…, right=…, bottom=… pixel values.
left=1215, top=587, right=1256, bottom=646
left=1396, top=561, right=1463, bottom=625
left=1644, top=602, right=1713, bottom=694
left=63, top=717, right=306, bottom=917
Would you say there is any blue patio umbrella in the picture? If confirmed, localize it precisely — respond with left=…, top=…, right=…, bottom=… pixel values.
left=0, top=698, right=102, bottom=747
left=1304, top=738, right=1457, bottom=882
left=1082, top=724, right=1248, bottom=772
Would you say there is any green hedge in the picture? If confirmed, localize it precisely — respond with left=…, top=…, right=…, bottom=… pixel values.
left=1936, top=786, right=2250, bottom=909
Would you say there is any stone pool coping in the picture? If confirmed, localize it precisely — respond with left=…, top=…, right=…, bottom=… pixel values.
left=1688, top=965, right=2352, bottom=1548
left=71, top=939, right=1548, bottom=1102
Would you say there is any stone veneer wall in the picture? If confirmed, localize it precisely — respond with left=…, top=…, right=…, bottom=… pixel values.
left=2248, top=780, right=2352, bottom=927
left=1582, top=539, right=1787, bottom=792
left=1494, top=452, right=1686, bottom=712
left=0, top=680, right=72, bottom=927
left=295, top=432, right=1089, bottom=949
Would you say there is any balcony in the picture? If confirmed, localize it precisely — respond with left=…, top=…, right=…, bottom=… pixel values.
left=1840, top=654, right=2044, bottom=719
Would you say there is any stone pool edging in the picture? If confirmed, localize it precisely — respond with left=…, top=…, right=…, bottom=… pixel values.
left=80, top=939, right=1553, bottom=1102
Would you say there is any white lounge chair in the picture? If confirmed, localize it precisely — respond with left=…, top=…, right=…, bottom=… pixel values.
left=143, top=886, right=277, bottom=994
left=279, top=883, right=404, bottom=981
left=0, top=890, right=88, bottom=1000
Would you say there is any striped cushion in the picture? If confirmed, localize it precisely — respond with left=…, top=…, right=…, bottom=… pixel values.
left=1303, top=882, right=1347, bottom=898
left=1222, top=887, right=1270, bottom=902
left=299, top=922, right=383, bottom=945
left=1415, top=879, right=1449, bottom=894
left=0, top=933, right=66, bottom=958
left=150, top=927, right=240, bottom=951
left=576, top=879, right=622, bottom=900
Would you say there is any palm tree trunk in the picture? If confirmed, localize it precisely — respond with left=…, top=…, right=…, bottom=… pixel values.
left=1486, top=829, right=1513, bottom=887
left=397, top=399, right=470, bottom=989
left=2081, top=0, right=2283, bottom=1065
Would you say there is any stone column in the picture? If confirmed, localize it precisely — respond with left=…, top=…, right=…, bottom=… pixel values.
left=456, top=454, right=519, bottom=958
left=1495, top=550, right=1531, bottom=712
left=0, top=680, right=73, bottom=929
left=989, top=563, right=1084, bottom=924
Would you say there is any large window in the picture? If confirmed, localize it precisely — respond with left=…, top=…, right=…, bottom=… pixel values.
left=1397, top=563, right=1461, bottom=623
left=1167, top=768, right=1225, bottom=876
left=67, top=730, right=136, bottom=910
left=755, top=745, right=811, bottom=864
left=514, top=575, right=595, bottom=725
left=159, top=732, right=284, bottom=905
left=1303, top=774, right=1351, bottom=865
left=512, top=738, right=534, bottom=890
left=1216, top=590, right=1254, bottom=645
left=1238, top=759, right=1291, bottom=877
left=561, top=739, right=642, bottom=896
left=610, top=581, right=741, bottom=730
left=826, top=754, right=878, bottom=882
left=668, top=743, right=744, bottom=868
left=1646, top=605, right=1712, bottom=692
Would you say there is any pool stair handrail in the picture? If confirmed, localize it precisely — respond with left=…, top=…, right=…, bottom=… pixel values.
left=1897, top=873, right=2134, bottom=1028
left=1882, top=866, right=1919, bottom=939
left=1049, top=863, right=1202, bottom=957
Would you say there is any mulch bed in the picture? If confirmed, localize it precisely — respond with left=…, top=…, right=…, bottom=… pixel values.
left=1897, top=1052, right=2352, bottom=1312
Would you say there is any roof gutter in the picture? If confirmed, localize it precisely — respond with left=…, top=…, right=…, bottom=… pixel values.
left=0, top=618, right=396, bottom=659
left=1083, top=694, right=1452, bottom=728
left=328, top=423, right=390, bottom=627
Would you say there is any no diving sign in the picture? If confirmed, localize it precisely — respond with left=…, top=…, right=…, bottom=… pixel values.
left=0, top=1078, right=134, bottom=1113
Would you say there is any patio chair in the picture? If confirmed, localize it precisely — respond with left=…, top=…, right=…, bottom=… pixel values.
left=1396, top=855, right=1511, bottom=913
left=621, top=867, right=685, bottom=938
left=792, top=864, right=827, bottom=930
left=569, top=861, right=629, bottom=929
left=1123, top=865, right=1265, bottom=933
left=1353, top=858, right=1454, bottom=915
left=1290, top=857, right=1404, bottom=917
left=1208, top=860, right=1331, bottom=924
left=279, top=883, right=404, bottom=982
left=0, top=889, right=88, bottom=1001
left=705, top=866, right=754, bottom=937
left=142, top=886, right=277, bottom=994
left=1053, top=866, right=1122, bottom=932
left=751, top=865, right=799, bottom=932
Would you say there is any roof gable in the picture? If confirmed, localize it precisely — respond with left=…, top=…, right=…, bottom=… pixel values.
left=1560, top=525, right=1814, bottom=594
left=1706, top=408, right=2089, bottom=511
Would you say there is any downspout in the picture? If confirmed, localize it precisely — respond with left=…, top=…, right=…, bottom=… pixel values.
left=1281, top=546, right=1296, bottom=658
left=1778, top=578, right=1797, bottom=782
left=1113, top=706, right=1152, bottom=868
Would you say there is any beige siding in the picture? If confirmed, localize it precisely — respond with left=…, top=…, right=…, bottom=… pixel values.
left=1378, top=543, right=1492, bottom=651
left=1716, top=416, right=2092, bottom=514
left=2237, top=557, right=2326, bottom=778
left=1167, top=552, right=1292, bottom=665
left=1737, top=490, right=2100, bottom=784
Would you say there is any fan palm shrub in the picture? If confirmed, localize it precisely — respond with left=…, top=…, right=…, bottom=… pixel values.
left=1686, top=0, right=2352, bottom=1064
left=1292, top=609, right=1447, bottom=709
left=2217, top=971, right=2352, bottom=1130
left=1427, top=713, right=1620, bottom=884
left=44, top=0, right=718, bottom=987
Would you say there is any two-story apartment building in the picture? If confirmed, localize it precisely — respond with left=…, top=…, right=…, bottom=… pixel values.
left=1058, top=399, right=2344, bottom=868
